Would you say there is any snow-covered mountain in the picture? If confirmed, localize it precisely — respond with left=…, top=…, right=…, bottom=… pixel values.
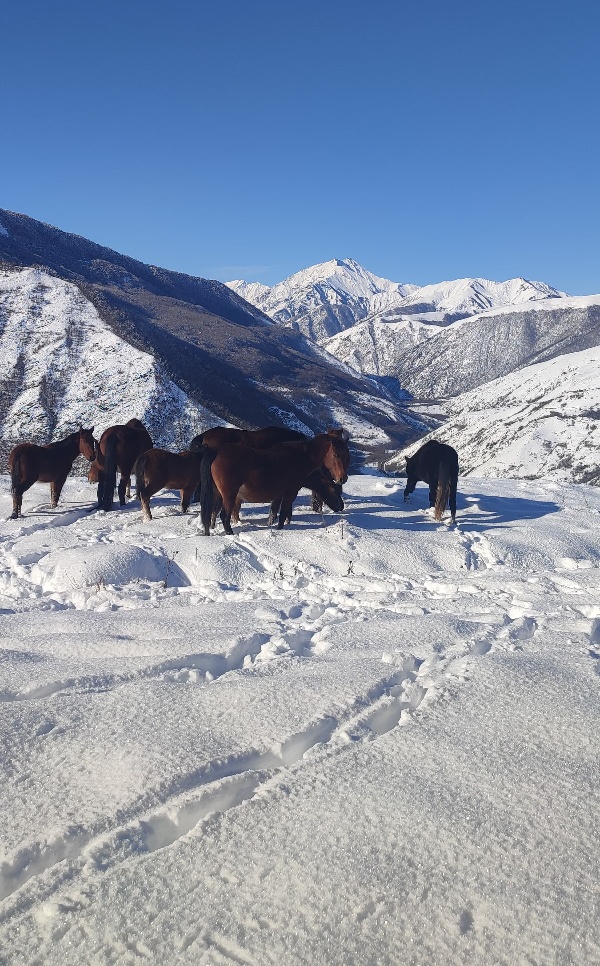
left=386, top=296, right=600, bottom=398
left=228, top=262, right=566, bottom=348
left=384, top=345, right=600, bottom=484
left=387, top=275, right=565, bottom=323
left=227, top=258, right=417, bottom=343
left=0, top=268, right=220, bottom=459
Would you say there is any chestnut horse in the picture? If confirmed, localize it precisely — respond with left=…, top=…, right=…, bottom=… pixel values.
left=190, top=425, right=349, bottom=514
left=206, top=462, right=345, bottom=531
left=89, top=418, right=153, bottom=511
left=133, top=448, right=204, bottom=521
left=404, top=439, right=459, bottom=523
left=200, top=433, right=350, bottom=535
left=8, top=426, right=96, bottom=519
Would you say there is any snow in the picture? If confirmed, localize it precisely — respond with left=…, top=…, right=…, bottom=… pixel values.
left=1, top=470, right=599, bottom=964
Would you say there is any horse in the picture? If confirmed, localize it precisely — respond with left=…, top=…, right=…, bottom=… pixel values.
left=189, top=425, right=306, bottom=453
left=89, top=418, right=153, bottom=511
left=133, top=448, right=204, bottom=521
left=190, top=425, right=350, bottom=514
left=200, top=433, right=350, bottom=536
left=403, top=439, right=458, bottom=523
left=8, top=426, right=96, bottom=519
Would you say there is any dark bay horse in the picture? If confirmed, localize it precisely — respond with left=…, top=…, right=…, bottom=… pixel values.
left=133, top=449, right=204, bottom=521
left=89, top=418, right=153, bottom=511
left=403, top=439, right=459, bottom=523
left=200, top=433, right=350, bottom=535
left=8, top=426, right=96, bottom=519
left=190, top=425, right=306, bottom=453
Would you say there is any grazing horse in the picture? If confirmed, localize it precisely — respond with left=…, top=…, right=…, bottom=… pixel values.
left=403, top=439, right=459, bottom=523
left=189, top=425, right=306, bottom=504
left=8, top=426, right=96, bottom=519
left=133, top=448, right=204, bottom=521
left=200, top=433, right=350, bottom=535
left=267, top=465, right=344, bottom=527
left=310, top=429, right=351, bottom=512
left=89, top=419, right=153, bottom=511
left=191, top=425, right=350, bottom=515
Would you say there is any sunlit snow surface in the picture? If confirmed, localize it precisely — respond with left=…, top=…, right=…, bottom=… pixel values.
left=1, top=473, right=599, bottom=964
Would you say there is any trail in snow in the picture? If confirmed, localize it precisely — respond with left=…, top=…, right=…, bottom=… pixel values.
left=0, top=472, right=599, bottom=965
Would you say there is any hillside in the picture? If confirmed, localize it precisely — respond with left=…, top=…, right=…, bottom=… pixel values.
left=0, top=211, right=429, bottom=457
left=383, top=345, right=600, bottom=483
left=388, top=296, right=600, bottom=398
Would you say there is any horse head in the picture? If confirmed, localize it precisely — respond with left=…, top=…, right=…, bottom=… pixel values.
left=78, top=426, right=96, bottom=462
left=322, top=436, right=350, bottom=485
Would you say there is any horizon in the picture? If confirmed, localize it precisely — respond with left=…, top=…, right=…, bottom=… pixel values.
left=2, top=0, right=599, bottom=295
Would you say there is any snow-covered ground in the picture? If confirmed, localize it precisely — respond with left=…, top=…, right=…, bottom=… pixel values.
left=1, top=471, right=599, bottom=965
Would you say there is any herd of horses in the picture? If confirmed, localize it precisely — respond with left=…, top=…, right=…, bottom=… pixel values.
left=6, top=419, right=459, bottom=530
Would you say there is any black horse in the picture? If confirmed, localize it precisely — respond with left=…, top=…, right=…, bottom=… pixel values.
left=403, top=440, right=458, bottom=523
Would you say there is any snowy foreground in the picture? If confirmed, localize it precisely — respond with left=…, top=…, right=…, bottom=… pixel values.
left=1, top=472, right=599, bottom=965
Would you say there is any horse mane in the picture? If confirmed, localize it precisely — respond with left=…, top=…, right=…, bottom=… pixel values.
left=44, top=431, right=79, bottom=450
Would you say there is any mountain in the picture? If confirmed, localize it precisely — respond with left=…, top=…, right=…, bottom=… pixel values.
left=383, top=276, right=566, bottom=324
left=0, top=267, right=221, bottom=466
left=383, top=345, right=600, bottom=484
left=227, top=258, right=418, bottom=343
left=385, top=296, right=600, bottom=398
left=0, top=211, right=431, bottom=460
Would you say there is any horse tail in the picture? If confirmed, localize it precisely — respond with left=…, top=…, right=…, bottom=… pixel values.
left=189, top=433, right=205, bottom=455
left=199, top=448, right=217, bottom=536
left=133, top=452, right=148, bottom=499
left=101, top=433, right=118, bottom=511
left=434, top=457, right=452, bottom=521
left=10, top=451, right=23, bottom=493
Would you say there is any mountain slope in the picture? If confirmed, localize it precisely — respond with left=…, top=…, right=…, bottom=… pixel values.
left=0, top=268, right=220, bottom=464
left=384, top=345, right=600, bottom=483
left=387, top=296, right=600, bottom=398
left=0, top=211, right=428, bottom=454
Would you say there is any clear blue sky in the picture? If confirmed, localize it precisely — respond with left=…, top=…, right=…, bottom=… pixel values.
left=3, top=0, right=599, bottom=293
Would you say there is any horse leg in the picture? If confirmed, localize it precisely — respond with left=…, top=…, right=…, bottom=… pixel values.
left=311, top=491, right=324, bottom=513
left=268, top=497, right=282, bottom=526
left=428, top=477, right=438, bottom=509
left=139, top=486, right=153, bottom=521
left=11, top=476, right=36, bottom=519
left=403, top=475, right=417, bottom=502
left=278, top=489, right=299, bottom=529
left=180, top=486, right=196, bottom=514
left=232, top=497, right=242, bottom=524
left=125, top=478, right=132, bottom=499
left=117, top=476, right=128, bottom=506
left=211, top=489, right=222, bottom=529
left=449, top=477, right=457, bottom=524
left=50, top=474, right=68, bottom=509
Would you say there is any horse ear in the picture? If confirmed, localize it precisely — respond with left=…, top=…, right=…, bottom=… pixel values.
left=90, top=427, right=94, bottom=434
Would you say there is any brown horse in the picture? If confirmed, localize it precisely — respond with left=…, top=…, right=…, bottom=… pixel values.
left=8, top=426, right=96, bottom=519
left=206, top=463, right=345, bottom=531
left=189, top=425, right=306, bottom=453
left=200, top=433, right=350, bottom=535
left=89, top=418, right=153, bottom=511
left=133, top=448, right=204, bottom=521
